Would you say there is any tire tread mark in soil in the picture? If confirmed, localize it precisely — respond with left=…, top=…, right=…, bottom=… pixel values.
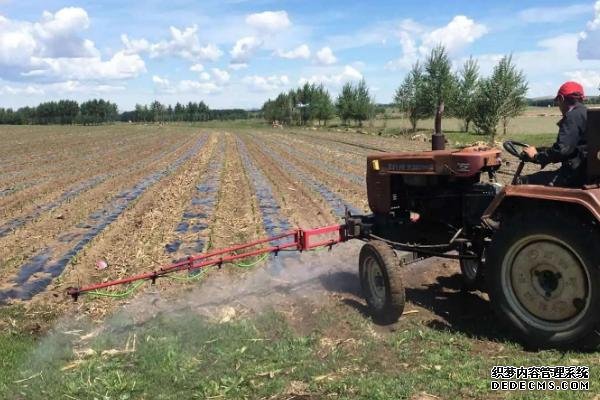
left=246, top=134, right=361, bottom=218
left=0, top=135, right=209, bottom=303
left=165, top=138, right=225, bottom=257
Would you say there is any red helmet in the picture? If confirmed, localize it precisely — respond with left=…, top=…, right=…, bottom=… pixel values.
left=556, top=81, right=585, bottom=101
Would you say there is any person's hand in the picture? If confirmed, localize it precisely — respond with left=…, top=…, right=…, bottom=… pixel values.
left=523, top=146, right=537, bottom=160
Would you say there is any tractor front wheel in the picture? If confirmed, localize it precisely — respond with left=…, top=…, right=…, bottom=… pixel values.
left=486, top=210, right=600, bottom=349
left=359, top=240, right=405, bottom=324
left=460, top=255, right=485, bottom=291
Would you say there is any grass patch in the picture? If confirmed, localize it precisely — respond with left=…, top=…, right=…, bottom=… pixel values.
left=2, top=305, right=598, bottom=399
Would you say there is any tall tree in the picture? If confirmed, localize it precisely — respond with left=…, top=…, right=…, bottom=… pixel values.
left=394, top=62, right=430, bottom=132
left=472, top=55, right=529, bottom=140
left=496, top=55, right=528, bottom=135
left=336, top=82, right=356, bottom=125
left=352, top=79, right=375, bottom=126
left=453, top=57, right=480, bottom=132
left=423, top=45, right=457, bottom=135
left=312, top=84, right=335, bottom=126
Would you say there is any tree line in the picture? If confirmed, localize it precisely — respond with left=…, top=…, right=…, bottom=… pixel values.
left=120, top=101, right=253, bottom=123
left=0, top=99, right=118, bottom=125
left=0, top=99, right=256, bottom=125
left=262, top=81, right=377, bottom=127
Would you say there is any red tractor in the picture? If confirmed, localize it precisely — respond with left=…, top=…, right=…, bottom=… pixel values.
left=345, top=108, right=600, bottom=349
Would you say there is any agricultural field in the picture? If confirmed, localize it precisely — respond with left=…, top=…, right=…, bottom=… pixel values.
left=1, top=121, right=598, bottom=400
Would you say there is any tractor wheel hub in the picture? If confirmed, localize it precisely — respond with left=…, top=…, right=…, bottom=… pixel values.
left=507, top=237, right=589, bottom=323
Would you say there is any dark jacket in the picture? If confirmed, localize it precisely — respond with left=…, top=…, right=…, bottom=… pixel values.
left=534, top=102, right=587, bottom=170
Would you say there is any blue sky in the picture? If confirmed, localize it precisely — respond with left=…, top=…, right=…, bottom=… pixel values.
left=0, top=0, right=599, bottom=110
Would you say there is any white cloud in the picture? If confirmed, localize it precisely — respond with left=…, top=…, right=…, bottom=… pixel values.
left=564, top=70, right=600, bottom=90
left=578, top=1, right=600, bottom=59
left=189, top=63, right=204, bottom=72
left=120, top=34, right=150, bottom=55
left=246, top=11, right=291, bottom=32
left=229, top=63, right=248, bottom=70
left=243, top=74, right=289, bottom=92
left=0, top=7, right=98, bottom=68
left=386, top=16, right=487, bottom=71
left=0, top=8, right=145, bottom=85
left=153, top=74, right=221, bottom=94
left=315, top=46, right=337, bottom=65
left=122, top=25, right=223, bottom=62
left=24, top=51, right=146, bottom=81
left=0, top=84, right=44, bottom=95
left=277, top=44, right=310, bottom=59
left=421, top=16, right=487, bottom=55
left=519, top=4, right=592, bottom=23
left=472, top=33, right=600, bottom=96
left=190, top=64, right=211, bottom=81
left=230, top=36, right=263, bottom=63
left=211, top=67, right=230, bottom=83
left=0, top=80, right=126, bottom=97
left=49, top=80, right=126, bottom=93
left=299, top=65, right=363, bottom=87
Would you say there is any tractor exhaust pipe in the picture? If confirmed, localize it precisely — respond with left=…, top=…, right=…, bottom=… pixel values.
left=431, top=102, right=446, bottom=151
left=432, top=133, right=445, bottom=151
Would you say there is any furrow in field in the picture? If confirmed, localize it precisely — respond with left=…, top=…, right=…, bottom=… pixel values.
left=0, top=135, right=209, bottom=303
left=0, top=138, right=187, bottom=238
left=245, top=133, right=362, bottom=218
left=45, top=133, right=220, bottom=308
left=236, top=137, right=292, bottom=243
left=165, top=137, right=225, bottom=258
left=240, top=135, right=335, bottom=230
left=0, top=135, right=197, bottom=274
left=0, top=126, right=162, bottom=179
left=258, top=134, right=364, bottom=186
left=207, top=133, right=264, bottom=252
left=267, top=131, right=365, bottom=169
left=249, top=132, right=366, bottom=214
left=0, top=131, right=188, bottom=220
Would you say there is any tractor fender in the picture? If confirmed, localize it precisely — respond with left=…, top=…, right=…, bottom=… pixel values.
left=482, top=184, right=600, bottom=227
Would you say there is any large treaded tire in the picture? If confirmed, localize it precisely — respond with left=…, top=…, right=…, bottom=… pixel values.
left=359, top=240, right=405, bottom=325
left=486, top=210, right=600, bottom=350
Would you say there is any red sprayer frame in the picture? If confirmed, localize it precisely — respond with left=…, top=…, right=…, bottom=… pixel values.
left=66, top=224, right=347, bottom=301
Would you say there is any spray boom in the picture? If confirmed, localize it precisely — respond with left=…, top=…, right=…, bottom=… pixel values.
left=66, top=224, right=349, bottom=301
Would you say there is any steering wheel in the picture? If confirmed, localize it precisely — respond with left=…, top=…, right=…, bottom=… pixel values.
left=503, top=140, right=531, bottom=161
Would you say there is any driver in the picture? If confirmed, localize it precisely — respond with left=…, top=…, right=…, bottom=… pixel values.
left=522, top=81, right=587, bottom=187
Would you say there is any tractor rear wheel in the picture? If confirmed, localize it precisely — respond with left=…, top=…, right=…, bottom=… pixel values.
left=359, top=240, right=405, bottom=324
left=486, top=210, right=600, bottom=349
